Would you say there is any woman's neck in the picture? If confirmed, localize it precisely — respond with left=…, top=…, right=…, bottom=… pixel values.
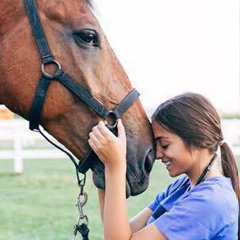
left=187, top=152, right=223, bottom=187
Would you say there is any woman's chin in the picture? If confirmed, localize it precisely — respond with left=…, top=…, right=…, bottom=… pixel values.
left=168, top=170, right=181, bottom=178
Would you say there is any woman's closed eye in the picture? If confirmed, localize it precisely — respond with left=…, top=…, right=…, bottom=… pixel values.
left=161, top=144, right=169, bottom=149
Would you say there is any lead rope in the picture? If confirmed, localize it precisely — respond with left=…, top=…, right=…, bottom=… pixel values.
left=38, top=129, right=90, bottom=239
left=74, top=171, right=90, bottom=239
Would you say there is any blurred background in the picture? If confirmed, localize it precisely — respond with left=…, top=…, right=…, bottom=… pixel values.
left=94, top=0, right=239, bottom=114
left=0, top=0, right=239, bottom=239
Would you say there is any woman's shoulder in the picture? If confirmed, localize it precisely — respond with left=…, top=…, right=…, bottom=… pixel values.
left=165, top=175, right=189, bottom=194
left=186, top=176, right=238, bottom=216
left=192, top=176, right=236, bottom=198
left=155, top=177, right=238, bottom=240
left=152, top=175, right=189, bottom=204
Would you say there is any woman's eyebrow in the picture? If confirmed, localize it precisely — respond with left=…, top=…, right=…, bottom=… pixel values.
left=154, top=136, right=169, bottom=141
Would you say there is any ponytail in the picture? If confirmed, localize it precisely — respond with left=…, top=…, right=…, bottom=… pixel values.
left=220, top=142, right=240, bottom=239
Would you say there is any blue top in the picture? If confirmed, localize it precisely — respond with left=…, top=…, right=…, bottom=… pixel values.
left=147, top=175, right=238, bottom=240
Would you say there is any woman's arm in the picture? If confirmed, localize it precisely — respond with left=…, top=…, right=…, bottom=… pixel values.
left=89, top=120, right=167, bottom=240
left=98, top=186, right=152, bottom=232
left=104, top=162, right=131, bottom=240
left=130, top=208, right=153, bottom=233
left=98, top=189, right=105, bottom=222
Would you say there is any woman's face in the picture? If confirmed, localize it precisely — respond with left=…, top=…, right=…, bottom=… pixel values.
left=152, top=120, right=197, bottom=177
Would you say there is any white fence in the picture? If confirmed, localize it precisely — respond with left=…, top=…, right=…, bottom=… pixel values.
left=0, top=119, right=240, bottom=173
left=0, top=119, right=67, bottom=173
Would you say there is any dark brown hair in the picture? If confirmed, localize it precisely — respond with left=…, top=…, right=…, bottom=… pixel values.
left=152, top=92, right=240, bottom=237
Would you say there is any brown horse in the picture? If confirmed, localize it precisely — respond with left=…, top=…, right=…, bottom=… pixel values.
left=0, top=0, right=155, bottom=196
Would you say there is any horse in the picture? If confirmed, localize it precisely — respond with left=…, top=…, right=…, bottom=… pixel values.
left=0, top=0, right=155, bottom=197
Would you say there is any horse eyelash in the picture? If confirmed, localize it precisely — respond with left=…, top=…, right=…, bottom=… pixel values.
left=73, top=30, right=101, bottom=48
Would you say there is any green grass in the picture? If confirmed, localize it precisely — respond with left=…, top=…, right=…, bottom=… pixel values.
left=0, top=156, right=239, bottom=240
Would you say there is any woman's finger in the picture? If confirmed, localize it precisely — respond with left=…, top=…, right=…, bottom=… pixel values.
left=88, top=138, right=95, bottom=150
left=92, top=125, right=105, bottom=142
left=98, top=121, right=114, bottom=139
left=88, top=132, right=101, bottom=154
left=88, top=137, right=93, bottom=146
left=89, top=131, right=100, bottom=146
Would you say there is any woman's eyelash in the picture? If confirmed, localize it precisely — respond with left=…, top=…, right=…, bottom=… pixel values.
left=161, top=145, right=169, bottom=149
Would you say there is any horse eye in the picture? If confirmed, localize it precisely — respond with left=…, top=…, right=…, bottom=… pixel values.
left=73, top=29, right=100, bottom=48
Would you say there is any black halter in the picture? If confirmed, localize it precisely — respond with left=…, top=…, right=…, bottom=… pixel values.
left=24, top=0, right=140, bottom=174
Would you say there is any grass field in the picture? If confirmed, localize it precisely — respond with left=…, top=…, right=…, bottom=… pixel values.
left=0, top=156, right=239, bottom=240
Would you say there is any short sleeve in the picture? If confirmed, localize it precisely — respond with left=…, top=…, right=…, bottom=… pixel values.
left=148, top=176, right=188, bottom=211
left=147, top=191, right=167, bottom=211
left=154, top=185, right=226, bottom=240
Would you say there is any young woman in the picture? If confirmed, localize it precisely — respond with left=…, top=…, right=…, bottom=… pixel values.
left=88, top=92, right=239, bottom=240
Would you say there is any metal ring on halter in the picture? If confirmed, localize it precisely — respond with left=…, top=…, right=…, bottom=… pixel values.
left=41, top=60, right=61, bottom=79
left=104, top=111, right=119, bottom=129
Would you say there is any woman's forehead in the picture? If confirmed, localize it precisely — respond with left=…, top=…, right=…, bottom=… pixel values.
left=152, top=121, right=172, bottom=139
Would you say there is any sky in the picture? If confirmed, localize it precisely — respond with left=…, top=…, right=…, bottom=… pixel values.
left=94, top=0, right=239, bottom=113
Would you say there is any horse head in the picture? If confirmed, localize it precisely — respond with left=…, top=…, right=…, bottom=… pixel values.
left=0, top=0, right=155, bottom=196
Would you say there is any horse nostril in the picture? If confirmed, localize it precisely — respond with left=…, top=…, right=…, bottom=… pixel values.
left=144, top=148, right=155, bottom=173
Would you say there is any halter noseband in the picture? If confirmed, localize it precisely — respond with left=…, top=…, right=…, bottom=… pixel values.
left=24, top=0, right=140, bottom=174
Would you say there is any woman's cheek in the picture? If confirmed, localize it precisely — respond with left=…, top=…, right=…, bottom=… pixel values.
left=165, top=147, right=176, bottom=159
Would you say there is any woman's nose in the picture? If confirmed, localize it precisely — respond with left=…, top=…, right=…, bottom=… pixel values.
left=156, top=146, right=163, bottom=160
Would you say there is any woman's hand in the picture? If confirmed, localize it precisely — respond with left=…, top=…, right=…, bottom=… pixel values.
left=88, top=119, right=127, bottom=171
